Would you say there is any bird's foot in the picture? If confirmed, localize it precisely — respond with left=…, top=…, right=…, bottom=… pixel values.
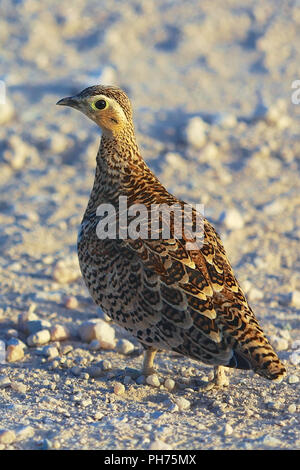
left=200, top=366, right=229, bottom=391
left=142, top=366, right=157, bottom=377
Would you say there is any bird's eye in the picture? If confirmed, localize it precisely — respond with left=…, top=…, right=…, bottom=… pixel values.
left=91, top=99, right=108, bottom=110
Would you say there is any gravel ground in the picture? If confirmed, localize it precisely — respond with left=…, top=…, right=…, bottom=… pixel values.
left=0, top=0, right=300, bottom=450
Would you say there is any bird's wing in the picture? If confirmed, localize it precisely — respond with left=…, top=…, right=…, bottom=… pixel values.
left=120, top=203, right=259, bottom=356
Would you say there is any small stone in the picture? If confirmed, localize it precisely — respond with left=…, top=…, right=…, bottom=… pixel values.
left=291, top=340, right=300, bottom=350
left=27, top=329, right=51, bottom=346
left=50, top=324, right=70, bottom=342
left=149, top=438, right=173, bottom=450
left=5, top=329, right=18, bottom=338
left=87, top=366, right=103, bottom=378
left=289, top=351, right=300, bottom=366
left=52, top=257, right=81, bottom=284
left=0, top=429, right=16, bottom=445
left=81, top=398, right=92, bottom=407
left=78, top=319, right=115, bottom=349
left=123, top=375, right=132, bottom=385
left=116, top=339, right=135, bottom=355
left=6, top=345, right=24, bottom=362
left=248, top=287, right=264, bottom=302
left=89, top=339, right=101, bottom=350
left=101, top=360, right=112, bottom=371
left=15, top=425, right=34, bottom=441
left=291, top=291, right=300, bottom=309
left=0, top=99, right=15, bottom=125
left=262, top=435, right=282, bottom=447
left=146, top=374, right=160, bottom=387
left=10, top=381, right=27, bottom=394
left=94, top=411, right=104, bottom=420
left=71, top=366, right=81, bottom=376
left=270, top=336, right=289, bottom=351
left=114, top=382, right=125, bottom=395
left=164, top=378, right=175, bottom=391
left=213, top=112, right=237, bottom=128
left=185, top=116, right=207, bottom=149
left=173, top=397, right=191, bottom=411
left=263, top=200, right=283, bottom=216
left=223, top=423, right=233, bottom=436
left=18, top=308, right=38, bottom=332
left=0, top=376, right=11, bottom=388
left=288, top=374, right=299, bottom=384
left=219, top=208, right=244, bottom=230
left=64, top=296, right=78, bottom=309
left=288, top=404, right=297, bottom=413
left=41, top=345, right=59, bottom=359
left=61, top=344, right=73, bottom=355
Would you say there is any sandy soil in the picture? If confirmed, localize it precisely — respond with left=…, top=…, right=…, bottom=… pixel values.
left=0, top=0, right=299, bottom=450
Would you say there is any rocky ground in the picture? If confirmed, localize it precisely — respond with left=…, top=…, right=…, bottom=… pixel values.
left=0, top=0, right=299, bottom=450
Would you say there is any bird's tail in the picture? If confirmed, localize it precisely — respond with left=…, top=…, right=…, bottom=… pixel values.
left=228, top=326, right=286, bottom=382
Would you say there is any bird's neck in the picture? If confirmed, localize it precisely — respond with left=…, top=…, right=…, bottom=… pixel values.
left=83, top=126, right=157, bottom=218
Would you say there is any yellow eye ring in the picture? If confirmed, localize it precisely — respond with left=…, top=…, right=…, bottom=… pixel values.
left=91, top=99, right=108, bottom=111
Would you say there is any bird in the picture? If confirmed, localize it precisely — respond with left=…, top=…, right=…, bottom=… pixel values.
left=57, top=85, right=286, bottom=388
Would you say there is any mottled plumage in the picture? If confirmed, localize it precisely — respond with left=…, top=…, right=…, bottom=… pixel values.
left=57, top=85, right=286, bottom=386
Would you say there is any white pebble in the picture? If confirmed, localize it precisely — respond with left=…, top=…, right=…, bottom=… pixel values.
left=289, top=351, right=300, bottom=366
left=78, top=319, right=115, bottom=349
left=223, top=423, right=233, bottom=436
left=185, top=117, right=207, bottom=149
left=64, top=296, right=78, bottom=309
left=219, top=208, right=244, bottom=230
left=291, top=291, right=300, bottom=309
left=288, top=404, right=297, bottom=413
left=114, top=383, right=125, bottom=395
left=288, top=375, right=299, bottom=384
left=116, top=339, right=135, bottom=355
left=291, top=340, right=300, bottom=350
left=50, top=324, right=70, bottom=342
left=15, top=426, right=34, bottom=441
left=248, top=287, right=264, bottom=302
left=42, top=345, right=59, bottom=359
left=0, top=429, right=16, bottom=445
left=262, top=435, right=281, bottom=447
left=173, top=397, right=191, bottom=411
left=18, top=308, right=38, bottom=332
left=6, top=345, right=24, bottom=362
left=52, top=257, right=81, bottom=284
left=27, top=329, right=51, bottom=346
left=148, top=438, right=173, bottom=450
left=10, top=381, right=27, bottom=394
left=270, top=336, right=289, bottom=351
left=0, top=376, right=11, bottom=388
left=0, top=99, right=14, bottom=124
left=213, top=112, right=237, bottom=128
left=146, top=374, right=160, bottom=387
left=164, top=378, right=175, bottom=391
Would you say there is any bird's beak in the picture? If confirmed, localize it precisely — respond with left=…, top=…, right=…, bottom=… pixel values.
left=56, top=96, right=80, bottom=109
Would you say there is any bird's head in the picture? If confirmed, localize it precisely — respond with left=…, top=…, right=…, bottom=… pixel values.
left=56, top=85, right=133, bottom=137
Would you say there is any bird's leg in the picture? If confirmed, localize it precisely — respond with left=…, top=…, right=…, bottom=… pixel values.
left=142, top=347, right=158, bottom=376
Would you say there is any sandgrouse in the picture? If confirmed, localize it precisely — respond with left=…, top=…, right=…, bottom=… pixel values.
left=57, top=85, right=286, bottom=387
